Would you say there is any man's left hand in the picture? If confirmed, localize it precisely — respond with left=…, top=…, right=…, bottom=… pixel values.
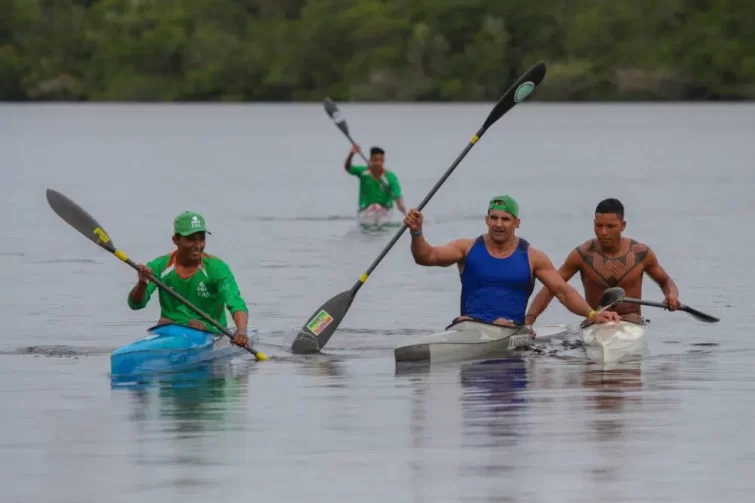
left=232, top=330, right=249, bottom=348
left=664, top=295, right=681, bottom=311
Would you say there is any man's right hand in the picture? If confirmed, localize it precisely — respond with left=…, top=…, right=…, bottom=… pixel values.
left=350, top=144, right=360, bottom=155
left=136, top=265, right=152, bottom=285
left=404, top=209, right=423, bottom=234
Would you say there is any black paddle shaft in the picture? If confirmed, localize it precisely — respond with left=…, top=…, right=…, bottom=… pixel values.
left=348, top=61, right=547, bottom=297
left=346, top=140, right=478, bottom=297
left=620, top=297, right=720, bottom=323
left=291, top=62, right=547, bottom=354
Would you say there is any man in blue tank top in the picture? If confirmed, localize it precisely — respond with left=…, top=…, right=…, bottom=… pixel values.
left=404, top=195, right=621, bottom=328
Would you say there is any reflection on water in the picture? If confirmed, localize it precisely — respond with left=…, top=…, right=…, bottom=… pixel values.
left=581, top=361, right=645, bottom=442
left=116, top=359, right=254, bottom=429
left=459, top=358, right=530, bottom=490
left=2, top=103, right=754, bottom=502
left=292, top=355, right=348, bottom=382
left=397, top=354, right=705, bottom=502
left=460, top=358, right=529, bottom=446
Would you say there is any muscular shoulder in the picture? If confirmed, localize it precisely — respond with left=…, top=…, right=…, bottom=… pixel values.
left=453, top=238, right=477, bottom=254
left=526, top=246, right=551, bottom=268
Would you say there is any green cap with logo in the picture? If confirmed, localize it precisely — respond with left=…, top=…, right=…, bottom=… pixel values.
left=173, top=211, right=212, bottom=236
left=488, top=195, right=519, bottom=218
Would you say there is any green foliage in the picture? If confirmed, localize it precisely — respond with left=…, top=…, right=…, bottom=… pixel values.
left=1, top=0, right=753, bottom=101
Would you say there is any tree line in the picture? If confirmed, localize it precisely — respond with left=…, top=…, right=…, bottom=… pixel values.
left=2, top=0, right=753, bottom=101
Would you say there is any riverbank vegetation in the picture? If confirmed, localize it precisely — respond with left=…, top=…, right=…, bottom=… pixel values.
left=2, top=0, right=753, bottom=101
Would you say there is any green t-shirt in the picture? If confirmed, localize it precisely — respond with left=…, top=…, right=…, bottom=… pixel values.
left=348, top=165, right=402, bottom=210
left=127, top=252, right=248, bottom=334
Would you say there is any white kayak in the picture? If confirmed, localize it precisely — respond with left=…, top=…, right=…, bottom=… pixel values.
left=580, top=319, right=648, bottom=363
left=394, top=319, right=570, bottom=364
left=357, top=203, right=394, bottom=229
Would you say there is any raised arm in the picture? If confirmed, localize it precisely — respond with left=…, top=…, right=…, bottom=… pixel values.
left=644, top=248, right=681, bottom=309
left=411, top=236, right=472, bottom=267
left=344, top=145, right=360, bottom=173
left=404, top=208, right=471, bottom=267
left=525, top=248, right=582, bottom=324
left=530, top=248, right=620, bottom=324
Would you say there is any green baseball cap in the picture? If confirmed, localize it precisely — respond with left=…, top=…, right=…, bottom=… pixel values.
left=488, top=195, right=519, bottom=218
left=173, top=211, right=211, bottom=236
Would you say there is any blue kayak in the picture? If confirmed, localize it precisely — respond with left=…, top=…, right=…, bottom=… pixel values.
left=110, top=323, right=249, bottom=378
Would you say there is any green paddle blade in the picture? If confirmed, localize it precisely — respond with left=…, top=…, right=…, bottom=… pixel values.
left=290, top=289, right=355, bottom=353
left=46, top=189, right=117, bottom=254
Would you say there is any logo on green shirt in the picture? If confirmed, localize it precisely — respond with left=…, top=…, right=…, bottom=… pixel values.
left=197, top=281, right=210, bottom=298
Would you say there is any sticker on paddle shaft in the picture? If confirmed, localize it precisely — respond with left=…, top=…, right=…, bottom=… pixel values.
left=306, top=309, right=334, bottom=335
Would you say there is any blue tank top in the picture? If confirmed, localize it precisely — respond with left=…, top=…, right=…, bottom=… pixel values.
left=459, top=236, right=534, bottom=325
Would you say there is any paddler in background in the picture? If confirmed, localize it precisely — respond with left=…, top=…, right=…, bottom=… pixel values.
left=524, top=197, right=681, bottom=326
left=345, top=144, right=407, bottom=216
left=127, top=211, right=250, bottom=348
left=403, top=195, right=621, bottom=330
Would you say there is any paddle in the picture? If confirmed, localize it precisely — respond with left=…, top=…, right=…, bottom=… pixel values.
left=594, top=287, right=719, bottom=323
left=291, top=61, right=548, bottom=354
left=45, top=189, right=269, bottom=361
left=323, top=97, right=394, bottom=199
left=597, top=287, right=626, bottom=310
left=577, top=287, right=626, bottom=328
left=619, top=297, right=720, bottom=323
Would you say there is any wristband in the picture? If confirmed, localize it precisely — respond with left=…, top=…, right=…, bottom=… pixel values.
left=411, top=230, right=422, bottom=238
left=587, top=310, right=597, bottom=321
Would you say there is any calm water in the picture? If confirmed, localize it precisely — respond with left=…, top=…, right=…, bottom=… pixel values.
left=1, top=102, right=753, bottom=502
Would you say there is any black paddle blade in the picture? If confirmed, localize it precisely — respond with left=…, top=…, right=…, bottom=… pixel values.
left=291, top=289, right=355, bottom=354
left=324, top=97, right=349, bottom=136
left=598, top=287, right=625, bottom=308
left=682, top=305, right=720, bottom=323
left=480, top=61, right=547, bottom=133
left=46, top=189, right=117, bottom=254
left=621, top=297, right=720, bottom=324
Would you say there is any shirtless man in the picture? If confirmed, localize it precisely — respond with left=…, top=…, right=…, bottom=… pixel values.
left=524, top=198, right=681, bottom=326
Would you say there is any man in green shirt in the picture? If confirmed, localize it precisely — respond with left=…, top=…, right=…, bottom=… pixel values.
left=127, top=211, right=250, bottom=348
left=344, top=145, right=407, bottom=216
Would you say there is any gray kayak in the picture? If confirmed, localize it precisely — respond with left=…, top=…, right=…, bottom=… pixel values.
left=394, top=319, right=570, bottom=364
